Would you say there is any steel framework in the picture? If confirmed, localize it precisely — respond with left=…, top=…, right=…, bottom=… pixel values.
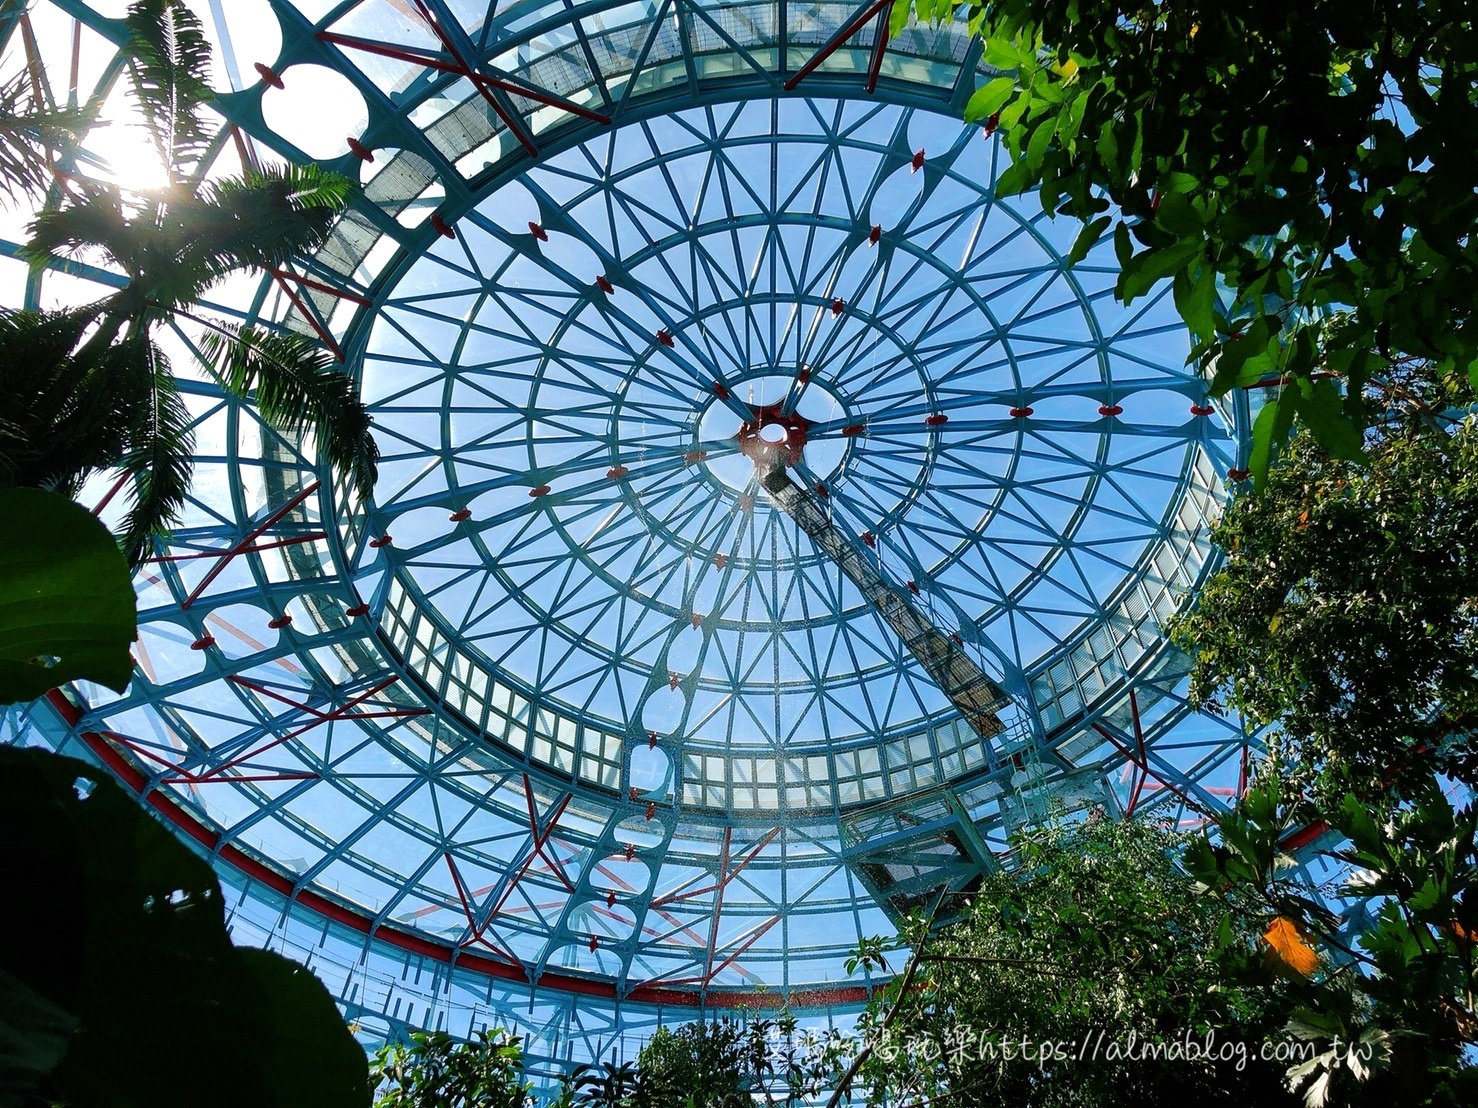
left=4, top=0, right=1264, bottom=1071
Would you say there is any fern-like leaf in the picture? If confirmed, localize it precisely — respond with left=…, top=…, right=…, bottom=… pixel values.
left=183, top=164, right=351, bottom=287
left=124, top=0, right=214, bottom=178
left=0, top=70, right=93, bottom=204
left=116, top=337, right=194, bottom=566
left=201, top=323, right=378, bottom=499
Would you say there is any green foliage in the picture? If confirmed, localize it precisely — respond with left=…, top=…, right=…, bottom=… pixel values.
left=4, top=0, right=373, bottom=565
left=0, top=488, right=135, bottom=703
left=0, top=746, right=369, bottom=1107
left=633, top=1021, right=750, bottom=1108
left=566, top=1058, right=639, bottom=1108
left=0, top=70, right=93, bottom=205
left=370, top=1029, right=531, bottom=1108
left=850, top=817, right=1298, bottom=1107
left=1188, top=774, right=1478, bottom=1106
left=1170, top=411, right=1478, bottom=802
left=908, top=0, right=1478, bottom=480
left=202, top=323, right=380, bottom=499
left=556, top=1016, right=840, bottom=1108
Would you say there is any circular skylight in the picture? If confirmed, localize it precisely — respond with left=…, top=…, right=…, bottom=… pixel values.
left=359, top=97, right=1213, bottom=808
left=9, top=0, right=1257, bottom=1060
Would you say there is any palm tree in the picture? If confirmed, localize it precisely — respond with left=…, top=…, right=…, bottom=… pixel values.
left=0, top=66, right=93, bottom=206
left=0, top=0, right=377, bottom=565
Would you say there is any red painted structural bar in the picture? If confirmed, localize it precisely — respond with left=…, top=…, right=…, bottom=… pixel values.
left=1091, top=721, right=1201, bottom=812
left=91, top=472, right=130, bottom=517
left=409, top=0, right=541, bottom=157
left=489, top=778, right=576, bottom=915
left=318, top=31, right=611, bottom=125
left=270, top=268, right=372, bottom=307
left=702, top=828, right=733, bottom=983
left=444, top=852, right=524, bottom=966
left=705, top=914, right=782, bottom=985
left=864, top=1, right=895, bottom=94
left=150, top=533, right=326, bottom=564
left=177, top=481, right=322, bottom=610
left=271, top=271, right=345, bottom=361
left=522, top=774, right=576, bottom=892
left=1124, top=690, right=1149, bottom=815
left=650, top=827, right=780, bottom=907
left=50, top=700, right=875, bottom=1009
left=205, top=674, right=428, bottom=778
left=784, top=0, right=893, bottom=91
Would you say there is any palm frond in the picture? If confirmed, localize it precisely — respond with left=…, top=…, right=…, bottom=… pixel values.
left=182, top=164, right=352, bottom=283
left=0, top=70, right=93, bottom=204
left=124, top=0, right=214, bottom=177
left=0, top=305, right=135, bottom=492
left=25, top=182, right=142, bottom=274
left=116, top=337, right=194, bottom=567
left=201, top=323, right=378, bottom=499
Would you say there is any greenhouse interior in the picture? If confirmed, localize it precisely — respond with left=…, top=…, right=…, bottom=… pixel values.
left=3, top=2, right=1475, bottom=1106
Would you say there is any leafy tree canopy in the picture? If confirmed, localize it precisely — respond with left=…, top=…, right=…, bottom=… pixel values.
left=847, top=816, right=1300, bottom=1108
left=369, top=1029, right=531, bottom=1108
left=903, top=0, right=1478, bottom=479
left=1170, top=401, right=1478, bottom=802
left=0, top=0, right=377, bottom=565
left=1186, top=774, right=1478, bottom=1107
left=632, top=1020, right=750, bottom=1108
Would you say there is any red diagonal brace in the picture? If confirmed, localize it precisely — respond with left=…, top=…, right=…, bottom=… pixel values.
left=176, top=482, right=321, bottom=609
left=702, top=827, right=733, bottom=984
left=271, top=268, right=371, bottom=307
left=150, top=533, right=327, bottom=564
left=594, top=861, right=713, bottom=955
left=784, top=0, right=893, bottom=91
left=864, top=1, right=894, bottom=94
left=203, top=674, right=427, bottom=778
left=91, top=472, right=130, bottom=517
left=1092, top=717, right=1200, bottom=812
left=271, top=272, right=344, bottom=361
left=705, top=913, right=781, bottom=986
left=444, top=853, right=524, bottom=966
left=650, top=827, right=780, bottom=907
left=489, top=778, right=576, bottom=915
left=105, top=732, right=320, bottom=787
left=317, top=31, right=610, bottom=127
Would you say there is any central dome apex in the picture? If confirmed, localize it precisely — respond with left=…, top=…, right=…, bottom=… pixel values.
left=353, top=95, right=1205, bottom=808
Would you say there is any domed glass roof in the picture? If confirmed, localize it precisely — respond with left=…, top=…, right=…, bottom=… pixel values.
left=7, top=0, right=1257, bottom=1066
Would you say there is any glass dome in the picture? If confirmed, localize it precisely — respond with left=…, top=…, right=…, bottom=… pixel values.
left=5, top=0, right=1258, bottom=1069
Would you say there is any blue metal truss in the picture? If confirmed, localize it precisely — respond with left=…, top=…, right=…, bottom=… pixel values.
left=5, top=0, right=1262, bottom=1072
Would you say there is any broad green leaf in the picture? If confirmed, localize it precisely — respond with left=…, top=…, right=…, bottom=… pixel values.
left=889, top=0, right=912, bottom=39
left=238, top=949, right=372, bottom=1108
left=1156, top=192, right=1202, bottom=236
left=0, top=488, right=136, bottom=704
left=1299, top=378, right=1366, bottom=462
left=1173, top=265, right=1218, bottom=345
left=1210, top=317, right=1270, bottom=394
left=0, top=748, right=367, bottom=1106
left=1024, top=114, right=1055, bottom=171
left=1113, top=220, right=1132, bottom=267
left=993, top=158, right=1035, bottom=198
left=1118, top=238, right=1202, bottom=302
left=965, top=77, right=1017, bottom=123
left=1067, top=215, right=1111, bottom=266
left=1335, top=792, right=1387, bottom=859
left=982, top=36, right=1026, bottom=71
left=1248, top=392, right=1296, bottom=490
